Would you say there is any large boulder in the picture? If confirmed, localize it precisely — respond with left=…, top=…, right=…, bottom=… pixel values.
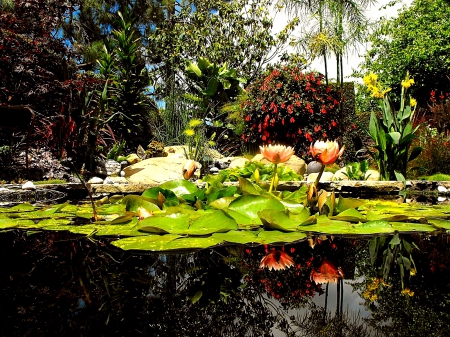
left=252, top=154, right=306, bottom=176
left=124, top=156, right=201, bottom=184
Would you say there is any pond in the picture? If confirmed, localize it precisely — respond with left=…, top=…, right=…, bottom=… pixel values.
left=1, top=178, right=450, bottom=336
left=1, top=230, right=450, bottom=337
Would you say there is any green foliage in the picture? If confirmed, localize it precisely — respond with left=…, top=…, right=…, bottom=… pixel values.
left=341, top=160, right=371, bottom=181
left=99, top=9, right=156, bottom=149
left=107, top=140, right=126, bottom=161
left=419, top=174, right=450, bottom=181
left=357, top=0, right=450, bottom=105
left=410, top=125, right=450, bottom=178
left=218, top=161, right=303, bottom=182
left=242, top=64, right=342, bottom=156
left=359, top=73, right=422, bottom=180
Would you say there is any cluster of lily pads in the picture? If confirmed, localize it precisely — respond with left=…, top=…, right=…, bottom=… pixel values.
left=1, top=175, right=450, bottom=252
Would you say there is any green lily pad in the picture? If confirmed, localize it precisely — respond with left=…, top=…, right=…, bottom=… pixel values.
left=258, top=209, right=300, bottom=232
left=186, top=210, right=238, bottom=235
left=111, top=234, right=183, bottom=251
left=159, top=179, right=199, bottom=196
left=332, top=208, right=367, bottom=222
left=212, top=230, right=259, bottom=244
left=137, top=213, right=190, bottom=234
left=121, top=195, right=160, bottom=212
left=256, top=230, right=307, bottom=244
left=228, top=195, right=285, bottom=223
left=428, top=218, right=450, bottom=230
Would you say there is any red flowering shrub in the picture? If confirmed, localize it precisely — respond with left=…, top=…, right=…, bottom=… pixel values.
left=241, top=65, right=342, bottom=156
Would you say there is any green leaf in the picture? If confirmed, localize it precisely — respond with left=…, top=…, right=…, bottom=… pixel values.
left=258, top=209, right=300, bottom=232
left=121, top=195, right=160, bottom=212
left=408, top=146, right=422, bottom=162
left=228, top=195, right=285, bottom=224
left=386, top=132, right=401, bottom=145
left=186, top=210, right=238, bottom=235
left=159, top=180, right=199, bottom=196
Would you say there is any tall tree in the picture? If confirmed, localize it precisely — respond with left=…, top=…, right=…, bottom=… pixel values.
left=277, top=0, right=373, bottom=87
left=357, top=0, right=450, bottom=105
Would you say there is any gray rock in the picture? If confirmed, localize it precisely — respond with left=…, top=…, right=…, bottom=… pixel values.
left=307, top=161, right=323, bottom=174
left=120, top=170, right=126, bottom=177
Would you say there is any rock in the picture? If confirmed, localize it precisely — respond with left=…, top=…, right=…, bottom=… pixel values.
left=307, top=161, right=323, bottom=174
left=126, top=154, right=141, bottom=165
left=146, top=140, right=166, bottom=158
left=120, top=170, right=126, bottom=177
left=108, top=176, right=128, bottom=184
left=215, top=159, right=231, bottom=170
left=120, top=161, right=129, bottom=170
left=103, top=177, right=115, bottom=184
left=227, top=157, right=250, bottom=169
left=124, top=156, right=202, bottom=184
left=209, top=167, right=220, bottom=174
left=333, top=168, right=349, bottom=181
left=438, top=185, right=448, bottom=193
left=252, top=154, right=306, bottom=176
left=22, top=181, right=36, bottom=190
left=104, top=159, right=121, bottom=176
left=88, top=177, right=104, bottom=184
left=307, top=171, right=335, bottom=183
left=365, top=169, right=380, bottom=181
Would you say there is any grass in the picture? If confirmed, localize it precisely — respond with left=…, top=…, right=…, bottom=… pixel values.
left=33, top=179, right=67, bottom=185
left=418, top=173, right=450, bottom=181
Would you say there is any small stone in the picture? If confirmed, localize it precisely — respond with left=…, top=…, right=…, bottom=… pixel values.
left=105, top=160, right=122, bottom=176
left=103, top=177, right=115, bottom=184
left=22, top=181, right=36, bottom=190
left=120, top=170, right=126, bottom=177
left=209, top=167, right=220, bottom=174
left=88, top=177, right=104, bottom=184
left=438, top=185, right=448, bottom=193
left=438, top=196, right=447, bottom=202
left=307, top=161, right=323, bottom=174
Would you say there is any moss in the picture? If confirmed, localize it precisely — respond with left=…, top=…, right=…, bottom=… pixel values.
left=419, top=174, right=450, bottom=181
left=33, top=179, right=67, bottom=185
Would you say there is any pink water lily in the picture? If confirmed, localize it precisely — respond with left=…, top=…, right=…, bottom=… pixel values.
left=309, top=140, right=344, bottom=165
left=310, top=259, right=344, bottom=284
left=260, top=144, right=295, bottom=164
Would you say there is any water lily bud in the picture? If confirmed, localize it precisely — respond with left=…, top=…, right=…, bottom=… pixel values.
left=254, top=169, right=260, bottom=184
left=273, top=173, right=279, bottom=189
left=157, top=191, right=166, bottom=209
left=183, top=160, right=197, bottom=179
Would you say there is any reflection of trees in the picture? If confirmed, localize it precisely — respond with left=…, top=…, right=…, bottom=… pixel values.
left=353, top=234, right=450, bottom=337
left=3, top=230, right=450, bottom=336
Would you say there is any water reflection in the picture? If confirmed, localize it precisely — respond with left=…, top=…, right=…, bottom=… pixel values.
left=1, top=231, right=450, bottom=336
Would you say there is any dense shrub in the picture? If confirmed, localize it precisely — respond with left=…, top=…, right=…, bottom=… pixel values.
left=241, top=65, right=342, bottom=157
left=409, top=90, right=450, bottom=177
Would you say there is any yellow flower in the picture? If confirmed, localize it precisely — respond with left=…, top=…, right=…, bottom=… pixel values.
left=401, top=78, right=414, bottom=89
left=188, top=119, right=203, bottom=128
left=370, top=86, right=384, bottom=99
left=363, top=73, right=378, bottom=87
left=410, top=98, right=417, bottom=107
left=401, top=287, right=414, bottom=297
left=184, top=128, right=195, bottom=137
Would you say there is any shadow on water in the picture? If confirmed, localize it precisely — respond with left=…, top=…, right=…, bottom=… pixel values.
left=1, top=230, right=450, bottom=337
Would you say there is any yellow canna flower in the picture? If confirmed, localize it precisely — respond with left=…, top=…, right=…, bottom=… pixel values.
left=410, top=98, right=417, bottom=107
left=401, top=287, right=414, bottom=297
left=188, top=119, right=203, bottom=128
left=401, top=78, right=414, bottom=89
left=184, top=128, right=195, bottom=137
left=363, top=73, right=378, bottom=87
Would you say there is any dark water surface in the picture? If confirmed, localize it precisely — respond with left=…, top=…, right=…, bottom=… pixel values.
left=1, top=230, right=449, bottom=337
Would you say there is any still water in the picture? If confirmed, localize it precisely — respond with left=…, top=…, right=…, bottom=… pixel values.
left=1, top=230, right=449, bottom=337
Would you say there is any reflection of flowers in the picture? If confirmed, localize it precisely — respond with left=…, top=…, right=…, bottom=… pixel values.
left=362, top=277, right=389, bottom=302
left=260, top=250, right=295, bottom=271
left=310, top=259, right=344, bottom=284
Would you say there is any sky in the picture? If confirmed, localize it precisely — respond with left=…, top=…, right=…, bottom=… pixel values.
left=271, top=0, right=413, bottom=81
